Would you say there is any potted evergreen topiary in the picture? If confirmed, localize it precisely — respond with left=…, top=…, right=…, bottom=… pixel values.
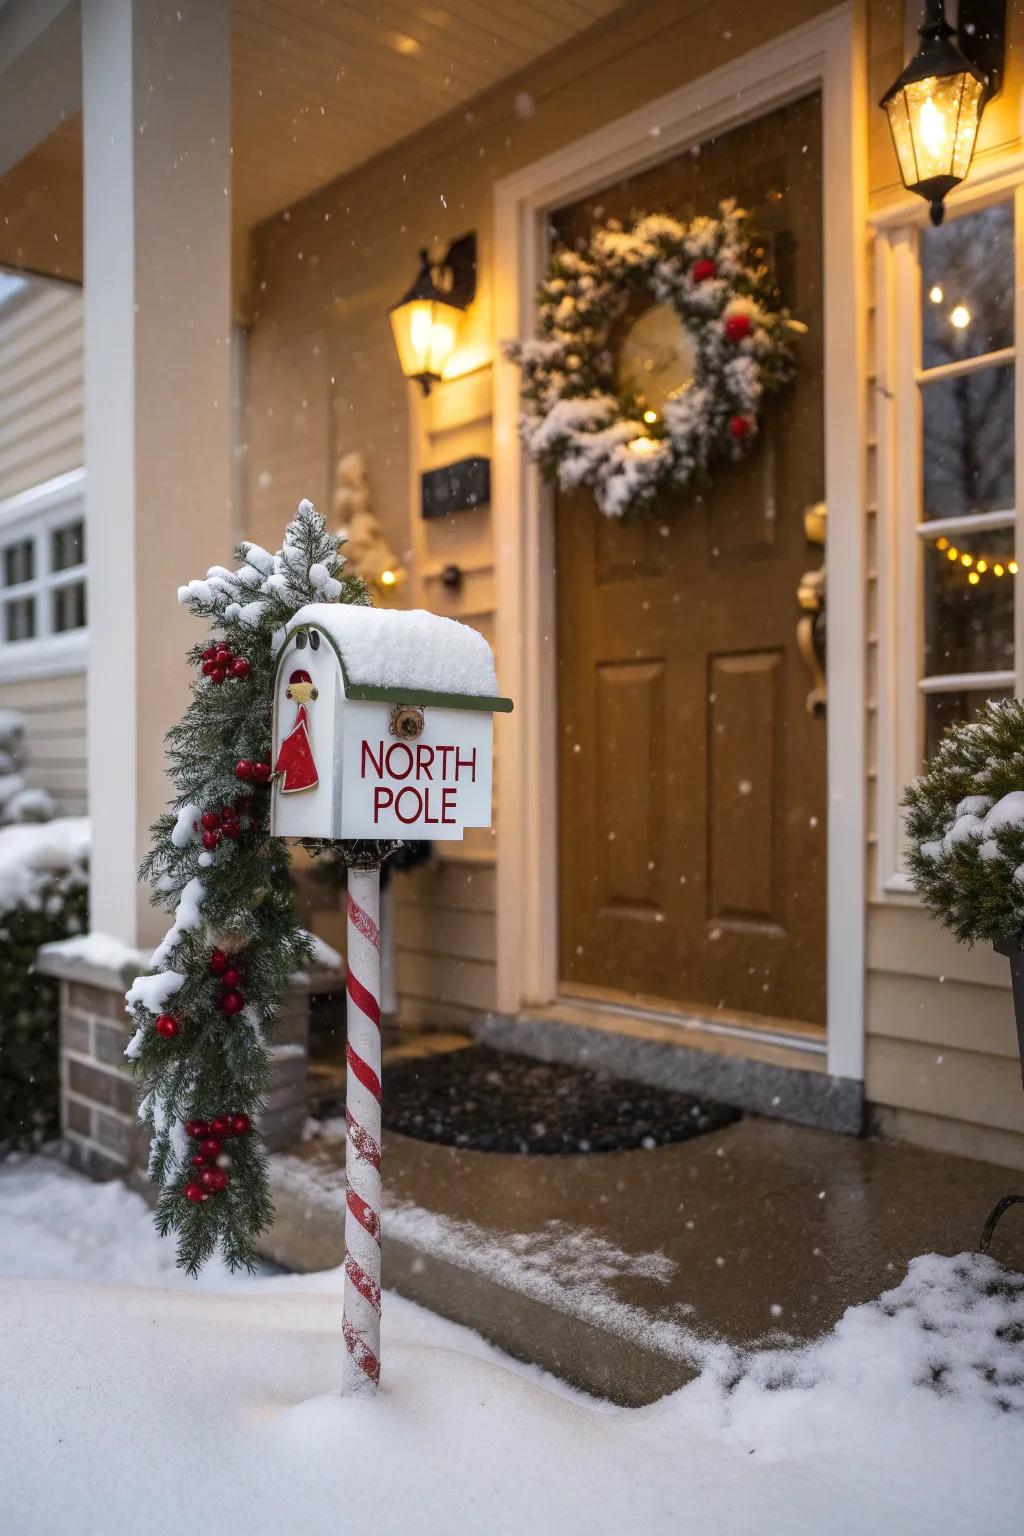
left=903, top=698, right=1024, bottom=1086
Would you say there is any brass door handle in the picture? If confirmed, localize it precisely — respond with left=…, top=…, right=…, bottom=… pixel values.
left=797, top=502, right=826, bottom=715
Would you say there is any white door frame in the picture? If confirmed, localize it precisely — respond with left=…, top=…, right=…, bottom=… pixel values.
left=492, top=4, right=868, bottom=1083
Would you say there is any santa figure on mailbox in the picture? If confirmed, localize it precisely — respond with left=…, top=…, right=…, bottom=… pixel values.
left=275, top=668, right=319, bottom=793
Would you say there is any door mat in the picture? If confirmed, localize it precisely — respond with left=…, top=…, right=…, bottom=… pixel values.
left=381, top=1045, right=740, bottom=1154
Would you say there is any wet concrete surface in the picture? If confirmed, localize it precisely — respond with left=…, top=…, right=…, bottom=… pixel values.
left=265, top=1106, right=1024, bottom=1404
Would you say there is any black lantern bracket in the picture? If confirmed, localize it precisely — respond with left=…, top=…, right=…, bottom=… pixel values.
left=433, top=232, right=477, bottom=309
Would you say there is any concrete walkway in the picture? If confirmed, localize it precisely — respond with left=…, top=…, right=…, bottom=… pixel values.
left=262, top=1112, right=1024, bottom=1405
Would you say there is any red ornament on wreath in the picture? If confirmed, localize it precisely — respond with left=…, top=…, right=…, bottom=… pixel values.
left=728, top=414, right=752, bottom=440
left=691, top=258, right=717, bottom=282
left=723, top=312, right=752, bottom=343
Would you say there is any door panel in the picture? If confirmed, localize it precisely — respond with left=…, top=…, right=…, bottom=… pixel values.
left=555, top=93, right=826, bottom=1028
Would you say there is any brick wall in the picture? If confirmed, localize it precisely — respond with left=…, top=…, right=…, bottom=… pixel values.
left=49, top=963, right=329, bottom=1182
left=61, top=980, right=145, bottom=1181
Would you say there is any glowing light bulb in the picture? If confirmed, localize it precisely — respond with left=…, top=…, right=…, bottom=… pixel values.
left=379, top=568, right=397, bottom=588
left=929, top=285, right=944, bottom=305
left=968, top=571, right=980, bottom=585
left=947, top=547, right=959, bottom=561
left=950, top=304, right=971, bottom=330
left=961, top=553, right=973, bottom=567
left=994, top=564, right=1005, bottom=577
left=1010, top=560, right=1020, bottom=575
left=936, top=536, right=949, bottom=550
left=642, top=409, right=658, bottom=425
left=629, top=435, right=660, bottom=457
left=919, top=96, right=948, bottom=159
left=976, top=560, right=988, bottom=573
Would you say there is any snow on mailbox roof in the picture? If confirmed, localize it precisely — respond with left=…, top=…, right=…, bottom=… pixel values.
left=283, top=604, right=512, bottom=712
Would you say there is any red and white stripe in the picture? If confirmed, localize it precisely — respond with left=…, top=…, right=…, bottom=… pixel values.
left=343, top=866, right=383, bottom=1395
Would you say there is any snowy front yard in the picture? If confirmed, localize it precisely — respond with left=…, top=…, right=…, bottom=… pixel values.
left=1, top=1156, right=1022, bottom=1536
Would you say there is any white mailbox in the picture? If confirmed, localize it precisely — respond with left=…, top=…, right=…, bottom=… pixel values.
left=270, top=603, right=512, bottom=841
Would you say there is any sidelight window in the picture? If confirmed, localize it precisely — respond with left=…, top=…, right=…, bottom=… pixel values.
left=875, top=188, right=1023, bottom=891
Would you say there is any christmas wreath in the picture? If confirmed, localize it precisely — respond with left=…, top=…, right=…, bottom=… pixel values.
left=505, top=200, right=797, bottom=520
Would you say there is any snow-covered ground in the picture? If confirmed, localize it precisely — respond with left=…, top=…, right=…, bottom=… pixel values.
left=1, top=1156, right=1022, bottom=1535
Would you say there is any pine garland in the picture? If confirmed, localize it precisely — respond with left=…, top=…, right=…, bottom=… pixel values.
left=127, top=500, right=368, bottom=1274
left=903, top=698, right=1024, bottom=948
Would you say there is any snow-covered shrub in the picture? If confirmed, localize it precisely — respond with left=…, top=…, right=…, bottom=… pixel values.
left=0, top=708, right=57, bottom=825
left=904, top=698, right=1024, bottom=945
left=0, top=819, right=89, bottom=1153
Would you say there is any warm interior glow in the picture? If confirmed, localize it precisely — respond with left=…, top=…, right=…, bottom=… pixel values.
left=950, top=303, right=971, bottom=329
left=390, top=295, right=462, bottom=384
left=628, top=435, right=661, bottom=457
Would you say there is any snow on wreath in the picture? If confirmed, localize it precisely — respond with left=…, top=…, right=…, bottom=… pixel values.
left=503, top=200, right=800, bottom=520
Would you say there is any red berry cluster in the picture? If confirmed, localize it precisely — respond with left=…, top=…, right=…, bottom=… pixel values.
left=200, top=640, right=251, bottom=685
left=198, top=796, right=254, bottom=850
left=209, top=948, right=246, bottom=1015
left=235, top=759, right=272, bottom=784
left=182, top=1112, right=252, bottom=1204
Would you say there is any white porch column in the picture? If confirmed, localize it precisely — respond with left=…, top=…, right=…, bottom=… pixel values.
left=83, top=0, right=233, bottom=946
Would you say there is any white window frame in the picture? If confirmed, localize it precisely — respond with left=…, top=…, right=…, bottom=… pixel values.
left=875, top=166, right=1024, bottom=896
left=0, top=468, right=88, bottom=683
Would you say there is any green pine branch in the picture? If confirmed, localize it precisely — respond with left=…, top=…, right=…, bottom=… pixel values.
left=128, top=499, right=369, bottom=1274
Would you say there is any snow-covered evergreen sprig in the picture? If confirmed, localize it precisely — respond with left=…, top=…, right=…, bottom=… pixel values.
left=128, top=500, right=369, bottom=1274
left=903, top=698, right=1024, bottom=947
left=503, top=200, right=796, bottom=519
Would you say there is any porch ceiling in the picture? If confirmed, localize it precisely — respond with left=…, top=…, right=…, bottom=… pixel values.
left=231, top=0, right=630, bottom=232
left=0, top=0, right=631, bottom=286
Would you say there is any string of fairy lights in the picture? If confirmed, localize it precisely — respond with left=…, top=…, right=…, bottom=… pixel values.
left=933, top=534, right=1018, bottom=587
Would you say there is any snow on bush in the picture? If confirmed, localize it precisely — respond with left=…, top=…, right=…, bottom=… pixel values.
left=0, top=708, right=56, bottom=826
left=904, top=698, right=1024, bottom=945
left=0, top=818, right=89, bottom=1153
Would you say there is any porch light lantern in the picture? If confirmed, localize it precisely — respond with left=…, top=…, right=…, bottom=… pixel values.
left=880, top=0, right=993, bottom=226
left=389, top=233, right=477, bottom=393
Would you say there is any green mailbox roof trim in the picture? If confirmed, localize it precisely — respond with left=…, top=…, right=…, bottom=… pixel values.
left=274, top=605, right=513, bottom=714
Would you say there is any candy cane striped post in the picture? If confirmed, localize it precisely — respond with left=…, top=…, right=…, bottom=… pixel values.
left=343, top=863, right=383, bottom=1395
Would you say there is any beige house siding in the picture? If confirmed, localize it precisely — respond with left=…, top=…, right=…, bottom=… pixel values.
left=0, top=671, right=87, bottom=816
left=0, top=278, right=83, bottom=501
left=0, top=274, right=87, bottom=815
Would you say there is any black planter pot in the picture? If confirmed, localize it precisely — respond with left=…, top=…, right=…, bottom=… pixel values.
left=993, top=937, right=1024, bottom=1088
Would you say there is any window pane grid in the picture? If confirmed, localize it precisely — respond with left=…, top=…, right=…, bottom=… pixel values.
left=916, top=198, right=1016, bottom=761
left=0, top=510, right=87, bottom=646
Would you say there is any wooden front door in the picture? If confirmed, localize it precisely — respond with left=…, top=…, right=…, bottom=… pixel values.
left=556, top=94, right=827, bottom=1030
